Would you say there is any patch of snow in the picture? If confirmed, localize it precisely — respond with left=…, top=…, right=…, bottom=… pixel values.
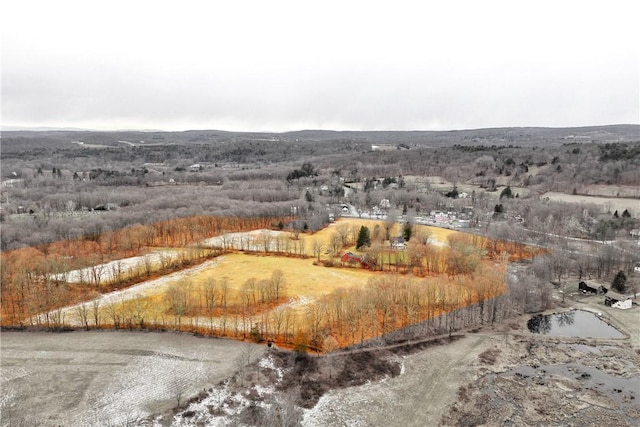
left=170, top=387, right=234, bottom=427
left=259, top=354, right=276, bottom=370
left=168, top=378, right=262, bottom=427
left=201, top=229, right=291, bottom=252
left=302, top=392, right=368, bottom=427
left=53, top=251, right=179, bottom=284
left=49, top=259, right=223, bottom=326
left=253, top=384, right=275, bottom=397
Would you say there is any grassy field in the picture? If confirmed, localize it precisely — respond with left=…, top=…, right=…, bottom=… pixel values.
left=184, top=252, right=376, bottom=300
left=541, top=191, right=640, bottom=216
left=51, top=218, right=502, bottom=351
left=58, top=252, right=381, bottom=327
left=309, top=218, right=457, bottom=248
left=54, top=218, right=459, bottom=289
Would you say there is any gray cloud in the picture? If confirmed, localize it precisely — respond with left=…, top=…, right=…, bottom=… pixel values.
left=2, top=1, right=638, bottom=131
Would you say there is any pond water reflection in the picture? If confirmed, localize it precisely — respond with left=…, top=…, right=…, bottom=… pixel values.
left=527, top=310, right=624, bottom=338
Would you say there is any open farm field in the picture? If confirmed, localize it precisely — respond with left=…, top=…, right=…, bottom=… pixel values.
left=6, top=211, right=524, bottom=353
left=53, top=219, right=459, bottom=289
left=2, top=126, right=638, bottom=426
left=23, top=216, right=516, bottom=354
left=313, top=218, right=457, bottom=249
left=54, top=249, right=183, bottom=284
left=54, top=252, right=378, bottom=330
left=580, top=184, right=640, bottom=199
left=541, top=192, right=640, bottom=216
left=202, top=219, right=457, bottom=255
left=3, top=280, right=639, bottom=426
left=186, top=252, right=375, bottom=300
left=404, top=175, right=531, bottom=199
left=0, top=331, right=263, bottom=427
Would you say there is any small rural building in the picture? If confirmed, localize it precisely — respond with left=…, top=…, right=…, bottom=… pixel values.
left=391, top=236, right=406, bottom=250
left=604, top=291, right=634, bottom=309
left=579, top=281, right=607, bottom=295
left=340, top=252, right=377, bottom=269
left=612, top=299, right=633, bottom=309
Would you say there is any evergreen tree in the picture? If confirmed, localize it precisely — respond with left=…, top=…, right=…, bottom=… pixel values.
left=356, top=226, right=371, bottom=250
left=402, top=222, right=413, bottom=242
left=612, top=270, right=627, bottom=292
left=500, top=186, right=513, bottom=199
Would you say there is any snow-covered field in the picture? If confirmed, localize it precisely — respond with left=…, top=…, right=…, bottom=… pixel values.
left=42, top=258, right=224, bottom=327
left=55, top=229, right=286, bottom=285
left=541, top=191, right=640, bottom=216
left=54, top=251, right=178, bottom=284
left=201, top=229, right=290, bottom=251
left=0, top=331, right=264, bottom=427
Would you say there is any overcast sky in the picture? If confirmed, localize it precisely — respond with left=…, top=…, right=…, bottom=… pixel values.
left=2, top=0, right=638, bottom=132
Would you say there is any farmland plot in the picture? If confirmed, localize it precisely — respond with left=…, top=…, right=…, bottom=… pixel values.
left=541, top=192, right=640, bottom=216
left=51, top=219, right=454, bottom=290
left=0, top=331, right=263, bottom=427
left=54, top=250, right=182, bottom=284
left=54, top=253, right=376, bottom=328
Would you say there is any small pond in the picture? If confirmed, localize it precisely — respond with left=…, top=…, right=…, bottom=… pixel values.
left=527, top=310, right=624, bottom=338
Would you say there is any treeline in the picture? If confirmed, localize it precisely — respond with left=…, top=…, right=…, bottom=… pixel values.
left=599, top=142, right=640, bottom=161
left=0, top=215, right=290, bottom=325
left=2, top=217, right=534, bottom=348
left=0, top=181, right=303, bottom=250
left=324, top=222, right=539, bottom=276
left=17, top=261, right=508, bottom=353
left=65, top=270, right=291, bottom=335
left=309, top=263, right=507, bottom=348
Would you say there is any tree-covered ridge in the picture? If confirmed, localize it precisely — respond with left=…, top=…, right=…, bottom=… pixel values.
left=599, top=142, right=640, bottom=161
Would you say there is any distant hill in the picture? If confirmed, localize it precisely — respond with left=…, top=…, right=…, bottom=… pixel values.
left=2, top=124, right=638, bottom=148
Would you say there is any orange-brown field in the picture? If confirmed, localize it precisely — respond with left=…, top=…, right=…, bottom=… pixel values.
left=3, top=216, right=531, bottom=351
left=191, top=253, right=375, bottom=299
left=115, top=252, right=378, bottom=318
left=309, top=218, right=456, bottom=249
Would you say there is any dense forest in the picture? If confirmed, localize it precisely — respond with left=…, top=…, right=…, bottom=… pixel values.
left=1, top=125, right=639, bottom=250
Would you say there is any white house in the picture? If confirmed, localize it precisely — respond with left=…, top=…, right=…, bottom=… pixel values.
left=612, top=299, right=633, bottom=310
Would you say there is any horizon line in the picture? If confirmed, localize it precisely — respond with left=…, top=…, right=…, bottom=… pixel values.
left=2, top=123, right=639, bottom=134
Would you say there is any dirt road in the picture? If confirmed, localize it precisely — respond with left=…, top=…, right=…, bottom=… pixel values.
left=303, top=334, right=490, bottom=426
